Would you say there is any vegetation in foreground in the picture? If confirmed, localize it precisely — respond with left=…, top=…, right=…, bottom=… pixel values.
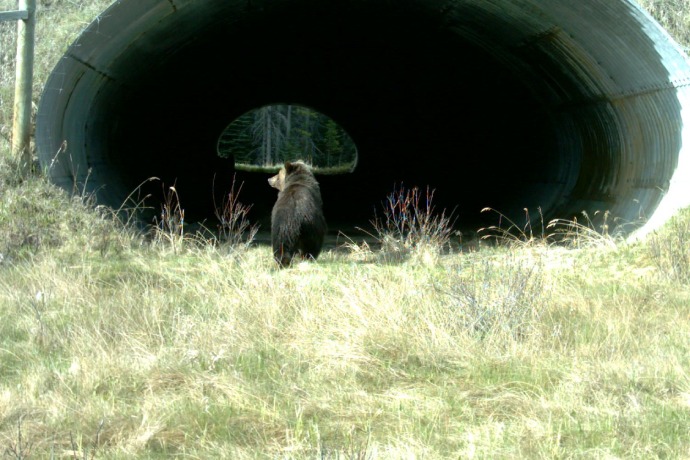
left=1, top=0, right=690, bottom=458
left=1, top=165, right=690, bottom=458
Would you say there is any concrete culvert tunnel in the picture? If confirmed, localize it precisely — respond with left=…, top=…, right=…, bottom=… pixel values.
left=36, top=0, right=690, bottom=239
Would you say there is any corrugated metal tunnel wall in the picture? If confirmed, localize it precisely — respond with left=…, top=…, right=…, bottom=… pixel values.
left=35, top=0, right=690, bottom=237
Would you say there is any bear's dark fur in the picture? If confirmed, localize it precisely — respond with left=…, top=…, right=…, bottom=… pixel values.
left=268, top=160, right=327, bottom=267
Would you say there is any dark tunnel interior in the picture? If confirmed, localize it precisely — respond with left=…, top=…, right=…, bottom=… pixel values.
left=38, top=0, right=690, bottom=240
left=105, top=2, right=561, bottom=234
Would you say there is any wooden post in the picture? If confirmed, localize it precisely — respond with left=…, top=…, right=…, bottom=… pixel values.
left=11, top=0, right=36, bottom=175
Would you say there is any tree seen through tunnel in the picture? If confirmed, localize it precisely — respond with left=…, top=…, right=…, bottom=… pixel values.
left=218, top=104, right=358, bottom=173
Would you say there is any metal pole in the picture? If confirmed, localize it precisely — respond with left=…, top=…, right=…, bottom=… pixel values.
left=11, top=0, right=36, bottom=176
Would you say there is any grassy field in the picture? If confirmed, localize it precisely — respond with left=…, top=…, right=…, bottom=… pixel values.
left=2, top=1, right=690, bottom=458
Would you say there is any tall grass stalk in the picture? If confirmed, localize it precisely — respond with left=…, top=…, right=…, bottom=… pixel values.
left=214, top=174, right=259, bottom=248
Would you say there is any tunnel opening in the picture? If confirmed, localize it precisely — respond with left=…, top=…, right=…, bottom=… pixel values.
left=36, top=0, right=690, bottom=240
left=217, top=104, right=358, bottom=174
left=90, top=2, right=564, bottom=233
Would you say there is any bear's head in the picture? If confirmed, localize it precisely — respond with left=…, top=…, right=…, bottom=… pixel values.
left=268, top=167, right=286, bottom=191
left=268, top=160, right=310, bottom=191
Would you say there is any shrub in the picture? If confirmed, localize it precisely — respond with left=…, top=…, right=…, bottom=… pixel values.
left=440, top=255, right=546, bottom=340
left=214, top=174, right=258, bottom=248
left=370, top=184, right=456, bottom=259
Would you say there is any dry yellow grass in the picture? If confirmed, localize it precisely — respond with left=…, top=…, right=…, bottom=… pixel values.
left=1, top=190, right=689, bottom=457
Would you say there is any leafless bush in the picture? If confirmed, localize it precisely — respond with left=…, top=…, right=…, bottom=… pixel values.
left=441, top=256, right=546, bottom=340
left=4, top=415, right=33, bottom=460
left=214, top=174, right=258, bottom=248
left=369, top=184, right=456, bottom=258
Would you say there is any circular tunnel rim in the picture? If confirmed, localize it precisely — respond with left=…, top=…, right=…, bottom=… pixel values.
left=35, top=0, right=690, bottom=239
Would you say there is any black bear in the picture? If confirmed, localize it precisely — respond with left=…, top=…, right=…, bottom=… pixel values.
left=268, top=160, right=327, bottom=267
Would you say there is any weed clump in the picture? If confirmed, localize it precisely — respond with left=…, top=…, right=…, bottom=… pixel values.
left=149, top=177, right=257, bottom=253
left=214, top=174, right=258, bottom=248
left=440, top=255, right=546, bottom=340
left=363, top=183, right=456, bottom=262
left=479, top=207, right=627, bottom=249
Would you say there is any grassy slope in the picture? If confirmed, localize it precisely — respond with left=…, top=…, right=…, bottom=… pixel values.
left=1, top=1, right=690, bottom=458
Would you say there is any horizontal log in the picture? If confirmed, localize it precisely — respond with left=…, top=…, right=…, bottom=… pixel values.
left=0, top=10, right=28, bottom=22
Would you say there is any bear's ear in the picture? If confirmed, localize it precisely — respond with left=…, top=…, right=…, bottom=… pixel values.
left=284, top=161, right=295, bottom=173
